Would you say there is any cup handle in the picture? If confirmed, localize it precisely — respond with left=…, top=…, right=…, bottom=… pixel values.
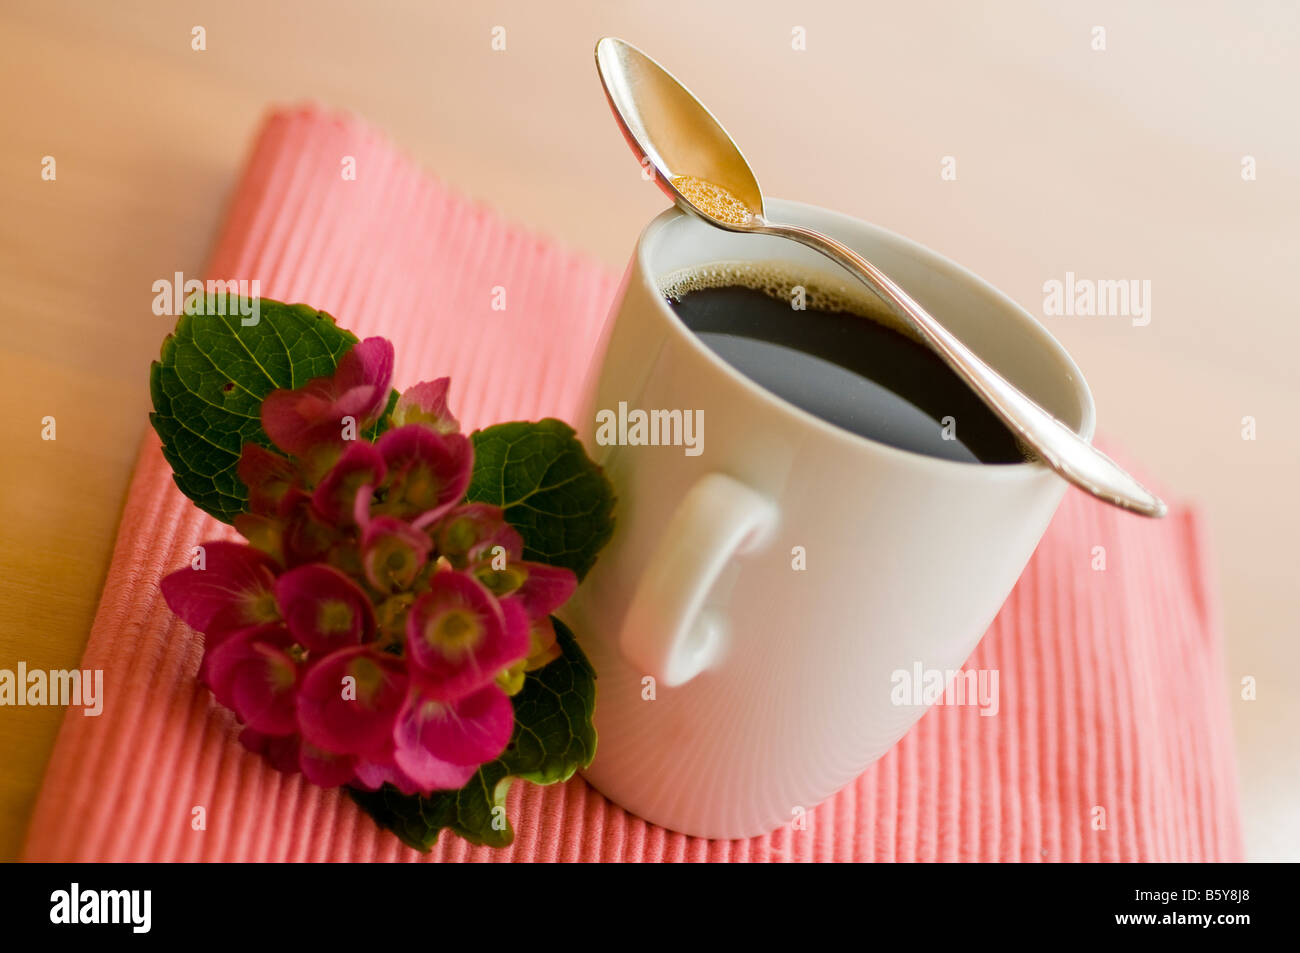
left=619, top=473, right=777, bottom=688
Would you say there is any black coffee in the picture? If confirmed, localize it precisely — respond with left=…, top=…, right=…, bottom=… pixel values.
left=661, top=262, right=1026, bottom=464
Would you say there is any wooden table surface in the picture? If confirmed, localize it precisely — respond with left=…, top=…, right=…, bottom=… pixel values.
left=2, top=0, right=1297, bottom=861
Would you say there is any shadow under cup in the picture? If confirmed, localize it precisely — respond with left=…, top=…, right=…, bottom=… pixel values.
left=562, top=198, right=1096, bottom=839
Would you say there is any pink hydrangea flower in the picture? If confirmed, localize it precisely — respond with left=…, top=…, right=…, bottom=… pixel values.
left=361, top=517, right=431, bottom=593
left=274, top=563, right=374, bottom=651
left=261, top=336, right=394, bottom=459
left=434, top=502, right=577, bottom=674
left=394, top=682, right=514, bottom=785
left=312, top=442, right=386, bottom=525
left=435, top=503, right=525, bottom=568
left=203, top=624, right=300, bottom=735
left=405, top=570, right=530, bottom=701
left=370, top=424, right=473, bottom=529
left=238, top=444, right=298, bottom=514
left=353, top=754, right=474, bottom=797
left=296, top=645, right=408, bottom=758
left=391, top=377, right=459, bottom=434
left=238, top=728, right=301, bottom=774
left=159, top=540, right=279, bottom=642
left=158, top=336, right=580, bottom=799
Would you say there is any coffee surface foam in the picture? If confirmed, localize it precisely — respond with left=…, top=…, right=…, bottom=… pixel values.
left=657, top=260, right=917, bottom=339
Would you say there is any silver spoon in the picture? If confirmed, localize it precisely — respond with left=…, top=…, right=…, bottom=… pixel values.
left=595, top=37, right=1166, bottom=518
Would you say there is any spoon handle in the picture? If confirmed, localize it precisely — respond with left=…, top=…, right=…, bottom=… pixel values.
left=758, top=220, right=1166, bottom=518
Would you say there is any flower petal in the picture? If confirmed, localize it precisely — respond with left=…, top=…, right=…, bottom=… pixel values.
left=238, top=727, right=301, bottom=774
left=261, top=380, right=339, bottom=457
left=361, top=516, right=432, bottom=593
left=299, top=742, right=357, bottom=788
left=392, top=378, right=459, bottom=434
left=160, top=541, right=278, bottom=638
left=476, top=561, right=577, bottom=619
left=296, top=646, right=408, bottom=758
left=396, top=682, right=514, bottom=773
left=237, top=444, right=298, bottom=515
left=260, top=337, right=394, bottom=459
left=436, top=503, right=523, bottom=568
left=351, top=757, right=448, bottom=796
left=333, top=337, right=395, bottom=420
left=274, top=563, right=374, bottom=651
left=203, top=624, right=299, bottom=735
left=390, top=742, right=480, bottom=793
left=375, top=425, right=473, bottom=527
left=278, top=489, right=339, bottom=568
left=520, top=611, right=562, bottom=672
left=233, top=512, right=284, bottom=566
left=312, top=441, right=386, bottom=524
left=511, top=563, right=578, bottom=619
left=405, top=571, right=529, bottom=701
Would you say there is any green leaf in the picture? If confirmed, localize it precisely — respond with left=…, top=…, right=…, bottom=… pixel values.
left=349, top=618, right=598, bottom=851
left=149, top=295, right=364, bottom=523
left=362, top=387, right=400, bottom=442
left=465, top=419, right=616, bottom=582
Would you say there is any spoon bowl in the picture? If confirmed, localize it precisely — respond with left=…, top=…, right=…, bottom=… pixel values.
left=595, top=37, right=765, bottom=229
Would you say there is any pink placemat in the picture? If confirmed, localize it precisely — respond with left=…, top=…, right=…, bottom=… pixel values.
left=22, top=106, right=1242, bottom=862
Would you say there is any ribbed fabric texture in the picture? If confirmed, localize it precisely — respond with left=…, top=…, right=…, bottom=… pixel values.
left=21, top=107, right=1242, bottom=862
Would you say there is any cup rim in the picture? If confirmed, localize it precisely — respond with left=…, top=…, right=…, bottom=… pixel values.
left=633, top=198, right=1098, bottom=480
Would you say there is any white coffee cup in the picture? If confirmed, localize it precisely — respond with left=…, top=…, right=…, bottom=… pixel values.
left=561, top=199, right=1094, bottom=839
